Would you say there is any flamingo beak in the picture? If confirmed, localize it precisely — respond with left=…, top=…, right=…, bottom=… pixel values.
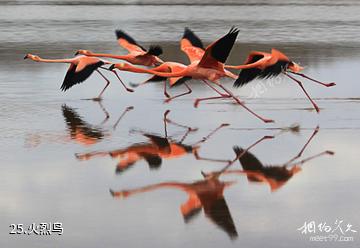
left=74, top=51, right=80, bottom=56
left=24, top=54, right=28, bottom=59
left=109, top=64, right=116, bottom=70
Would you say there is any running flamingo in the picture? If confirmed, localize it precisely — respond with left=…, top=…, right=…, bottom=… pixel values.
left=76, top=29, right=164, bottom=66
left=111, top=28, right=274, bottom=123
left=24, top=54, right=133, bottom=101
left=225, top=49, right=336, bottom=112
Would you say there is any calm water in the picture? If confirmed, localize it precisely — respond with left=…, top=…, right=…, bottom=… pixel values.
left=1, top=1, right=360, bottom=247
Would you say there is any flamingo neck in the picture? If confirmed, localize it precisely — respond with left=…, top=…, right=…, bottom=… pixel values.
left=88, top=53, right=129, bottom=60
left=35, top=58, right=75, bottom=63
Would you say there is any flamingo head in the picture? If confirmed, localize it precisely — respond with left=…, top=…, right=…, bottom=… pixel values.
left=24, top=54, right=40, bottom=61
left=75, top=49, right=93, bottom=56
left=287, top=61, right=304, bottom=73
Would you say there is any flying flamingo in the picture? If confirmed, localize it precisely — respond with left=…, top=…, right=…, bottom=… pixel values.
left=76, top=110, right=229, bottom=174
left=76, top=29, right=164, bottom=66
left=24, top=54, right=133, bottom=101
left=222, top=126, right=334, bottom=192
left=111, top=27, right=274, bottom=123
left=223, top=49, right=336, bottom=112
left=132, top=27, right=238, bottom=102
left=112, top=27, right=238, bottom=102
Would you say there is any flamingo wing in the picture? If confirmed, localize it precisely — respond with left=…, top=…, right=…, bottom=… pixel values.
left=60, top=60, right=104, bottom=91
left=115, top=29, right=147, bottom=53
left=136, top=45, right=163, bottom=57
left=205, top=198, right=238, bottom=239
left=233, top=146, right=264, bottom=171
left=198, top=27, right=239, bottom=70
left=143, top=134, right=171, bottom=153
left=180, top=27, right=205, bottom=63
left=233, top=53, right=265, bottom=87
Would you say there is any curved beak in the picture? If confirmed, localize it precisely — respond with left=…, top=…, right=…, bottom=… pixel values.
left=24, top=54, right=28, bottom=59
left=74, top=51, right=79, bottom=56
left=109, top=64, right=116, bottom=70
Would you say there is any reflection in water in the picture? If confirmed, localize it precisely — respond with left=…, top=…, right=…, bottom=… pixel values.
left=110, top=163, right=239, bottom=239
left=62, top=104, right=107, bottom=145
left=225, top=126, right=334, bottom=192
left=76, top=110, right=230, bottom=173
left=109, top=127, right=334, bottom=239
left=25, top=103, right=133, bottom=147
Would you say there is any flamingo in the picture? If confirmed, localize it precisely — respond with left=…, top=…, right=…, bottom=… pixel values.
left=76, top=29, right=164, bottom=66
left=224, top=49, right=336, bottom=112
left=128, top=27, right=236, bottom=102
left=223, top=126, right=334, bottom=192
left=111, top=27, right=274, bottom=123
left=24, top=53, right=133, bottom=101
left=76, top=110, right=229, bottom=174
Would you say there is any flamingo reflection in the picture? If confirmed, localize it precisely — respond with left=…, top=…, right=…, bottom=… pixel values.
left=25, top=103, right=133, bottom=147
left=76, top=110, right=230, bottom=173
left=223, top=126, right=334, bottom=191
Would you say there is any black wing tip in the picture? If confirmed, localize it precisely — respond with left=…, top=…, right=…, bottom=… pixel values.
left=115, top=29, right=137, bottom=44
left=233, top=146, right=244, bottom=155
left=233, top=77, right=251, bottom=88
left=182, top=27, right=204, bottom=49
left=147, top=45, right=163, bottom=56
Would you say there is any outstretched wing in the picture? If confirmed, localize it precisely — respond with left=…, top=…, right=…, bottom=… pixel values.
left=115, top=29, right=147, bottom=53
left=233, top=52, right=265, bottom=88
left=60, top=60, right=104, bottom=91
left=206, top=198, right=238, bottom=240
left=198, top=27, right=239, bottom=70
left=180, top=27, right=205, bottom=63
left=233, top=146, right=264, bottom=171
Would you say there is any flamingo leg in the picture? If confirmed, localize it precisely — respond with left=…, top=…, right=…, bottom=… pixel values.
left=194, top=152, right=232, bottom=164
left=164, top=110, right=197, bottom=131
left=163, top=80, right=170, bottom=98
left=193, top=123, right=229, bottom=146
left=230, top=135, right=274, bottom=165
left=111, top=70, right=134, bottom=93
left=202, top=80, right=229, bottom=97
left=283, top=126, right=319, bottom=166
left=218, top=84, right=274, bottom=123
left=164, top=82, right=193, bottom=103
left=287, top=150, right=334, bottom=167
left=288, top=71, right=336, bottom=87
left=129, top=77, right=153, bottom=88
left=194, top=95, right=232, bottom=108
left=113, top=106, right=134, bottom=130
left=284, top=72, right=320, bottom=113
left=95, top=69, right=110, bottom=101
left=163, top=110, right=197, bottom=142
left=97, top=101, right=110, bottom=125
